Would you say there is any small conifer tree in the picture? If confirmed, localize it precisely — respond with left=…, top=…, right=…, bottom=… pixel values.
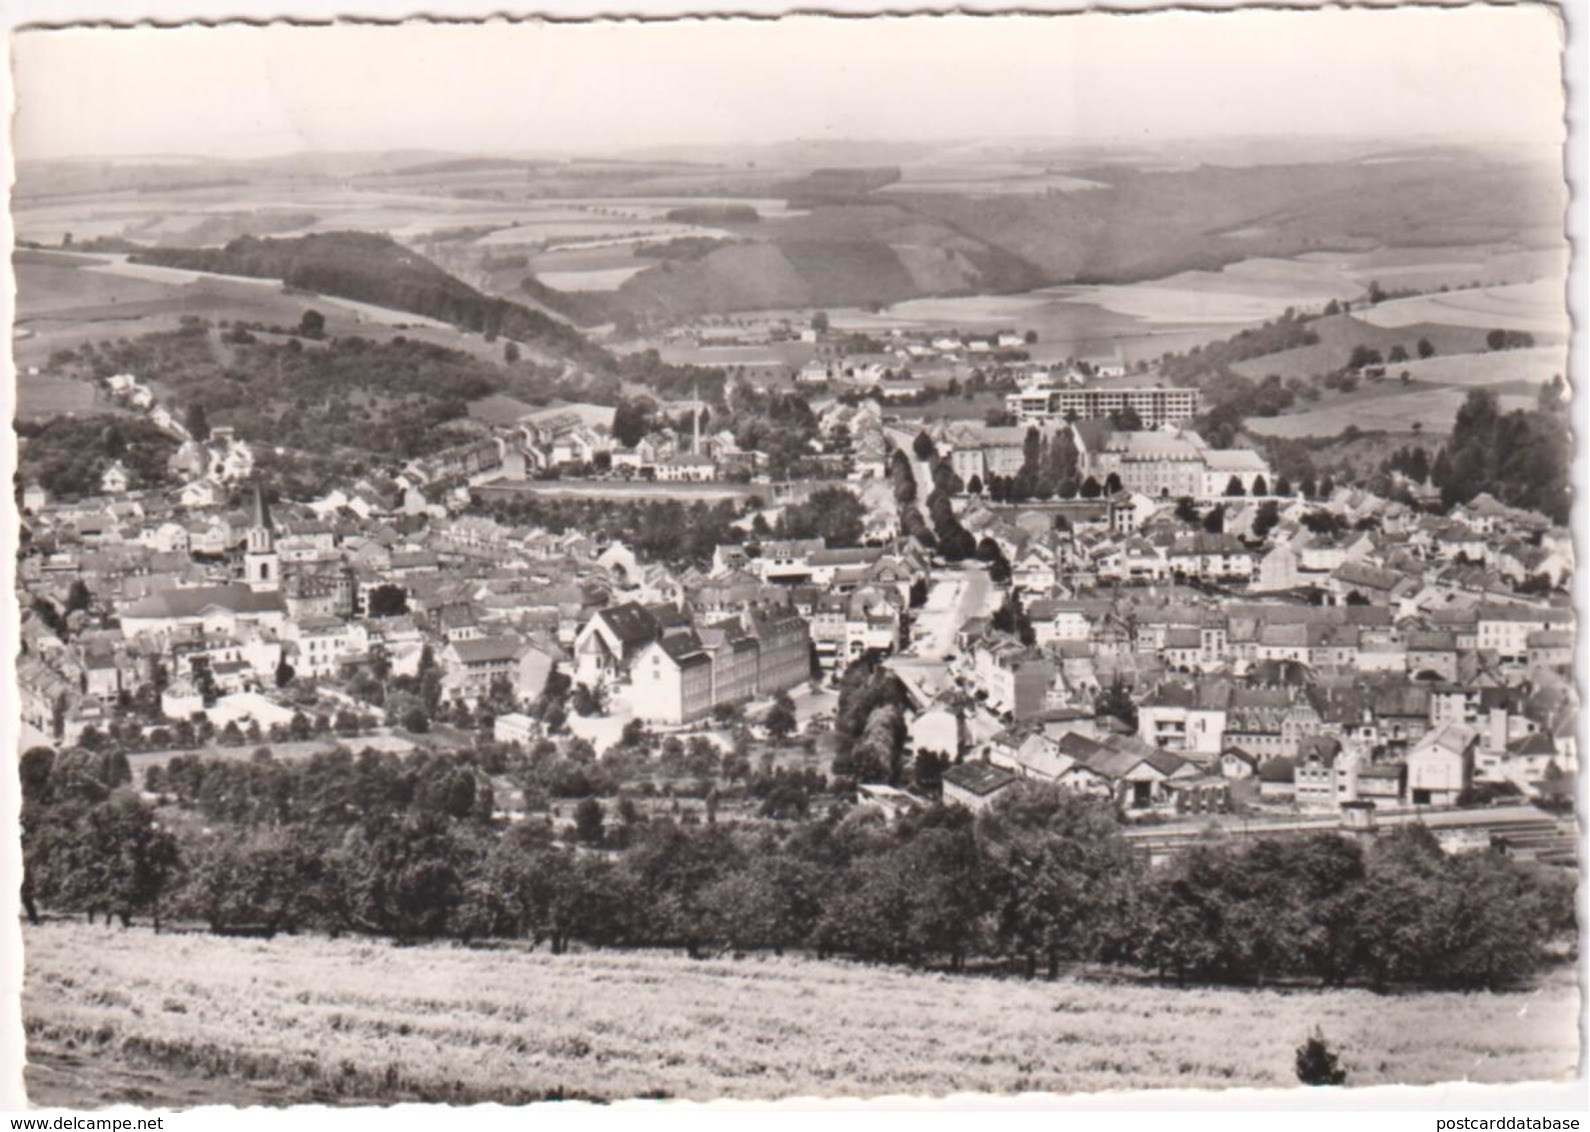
left=1295, top=1027, right=1348, bottom=1086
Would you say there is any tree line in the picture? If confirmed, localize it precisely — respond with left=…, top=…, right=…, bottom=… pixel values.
left=20, top=743, right=1573, bottom=992
left=477, top=493, right=747, bottom=568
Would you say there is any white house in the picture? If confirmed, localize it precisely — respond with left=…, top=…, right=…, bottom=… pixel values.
left=493, top=712, right=540, bottom=747
left=630, top=635, right=715, bottom=725
left=100, top=462, right=130, bottom=495
left=207, top=691, right=297, bottom=732
left=160, top=680, right=205, bottom=721
left=1404, top=722, right=1478, bottom=806
left=908, top=704, right=960, bottom=760
left=178, top=479, right=221, bottom=510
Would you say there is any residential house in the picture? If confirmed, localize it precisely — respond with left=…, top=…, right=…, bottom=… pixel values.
left=1293, top=735, right=1344, bottom=810
left=908, top=703, right=960, bottom=760
left=100, top=462, right=130, bottom=495
left=857, top=784, right=926, bottom=824
left=574, top=601, right=692, bottom=687
left=441, top=635, right=556, bottom=706
left=942, top=760, right=1021, bottom=812
left=285, top=615, right=358, bottom=680
left=1219, top=747, right=1258, bottom=779
left=493, top=712, right=540, bottom=747
left=1404, top=722, right=1478, bottom=805
left=967, top=639, right=1054, bottom=722
left=1476, top=604, right=1573, bottom=663
left=1136, top=680, right=1231, bottom=758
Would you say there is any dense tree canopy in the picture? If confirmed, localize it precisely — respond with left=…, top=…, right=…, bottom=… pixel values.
left=481, top=494, right=744, bottom=567
left=22, top=746, right=1571, bottom=994
left=16, top=414, right=180, bottom=500
left=777, top=486, right=868, bottom=548
left=1433, top=389, right=1570, bottom=523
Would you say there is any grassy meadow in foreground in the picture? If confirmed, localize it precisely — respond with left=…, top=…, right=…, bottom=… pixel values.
left=22, top=921, right=1581, bottom=1106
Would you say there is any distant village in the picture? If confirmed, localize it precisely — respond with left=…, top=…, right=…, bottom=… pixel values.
left=15, top=346, right=1577, bottom=858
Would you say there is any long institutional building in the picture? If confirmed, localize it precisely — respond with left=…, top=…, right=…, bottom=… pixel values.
left=1007, top=385, right=1201, bottom=428
left=1081, top=427, right=1270, bottom=500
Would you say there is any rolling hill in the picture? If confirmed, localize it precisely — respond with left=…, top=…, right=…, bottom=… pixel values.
left=131, top=232, right=611, bottom=371
left=601, top=151, right=1564, bottom=318
left=609, top=201, right=1047, bottom=319
left=23, top=145, right=1566, bottom=326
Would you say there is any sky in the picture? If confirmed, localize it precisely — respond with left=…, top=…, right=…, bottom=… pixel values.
left=10, top=6, right=1568, bottom=162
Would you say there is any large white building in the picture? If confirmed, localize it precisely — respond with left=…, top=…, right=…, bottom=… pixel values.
left=118, top=584, right=288, bottom=638
left=629, top=610, right=810, bottom=726
left=1079, top=427, right=1272, bottom=502
left=945, top=426, right=1030, bottom=485
left=1007, top=384, right=1200, bottom=428
left=1474, top=604, right=1574, bottom=663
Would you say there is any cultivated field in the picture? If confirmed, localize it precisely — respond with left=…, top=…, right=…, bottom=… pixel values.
left=1380, top=345, right=1569, bottom=388
left=1229, top=314, right=1511, bottom=384
left=878, top=165, right=1108, bottom=195
left=1236, top=331, right=1562, bottom=440
left=1292, top=242, right=1565, bottom=295
left=1077, top=257, right=1366, bottom=325
left=808, top=242, right=1561, bottom=368
left=15, top=251, right=177, bottom=314
left=855, top=292, right=1230, bottom=366
left=22, top=922, right=1579, bottom=1106
left=1354, top=279, right=1568, bottom=336
left=12, top=184, right=724, bottom=250
left=1245, top=385, right=1537, bottom=439
left=15, top=371, right=111, bottom=421
left=536, top=266, right=650, bottom=293
left=648, top=340, right=815, bottom=370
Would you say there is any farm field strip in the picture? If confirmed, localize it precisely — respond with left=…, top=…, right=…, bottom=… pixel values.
left=77, top=258, right=446, bottom=329
left=22, top=923, right=1579, bottom=1105
left=1383, top=345, right=1568, bottom=386
left=1245, top=386, right=1537, bottom=439
left=84, top=257, right=284, bottom=289
left=14, top=263, right=180, bottom=315
left=536, top=266, right=651, bottom=292
left=1353, top=280, right=1567, bottom=334
left=1293, top=242, right=1564, bottom=284
left=13, top=189, right=752, bottom=252
left=16, top=373, right=108, bottom=419
left=878, top=173, right=1108, bottom=194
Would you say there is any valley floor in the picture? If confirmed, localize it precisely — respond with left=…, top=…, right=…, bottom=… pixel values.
left=20, top=921, right=1581, bottom=1106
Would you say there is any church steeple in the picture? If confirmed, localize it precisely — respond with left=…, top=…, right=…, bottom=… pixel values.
left=244, top=481, right=278, bottom=592
left=692, top=382, right=702, bottom=456
left=247, top=482, right=274, bottom=555
left=251, top=481, right=273, bottom=533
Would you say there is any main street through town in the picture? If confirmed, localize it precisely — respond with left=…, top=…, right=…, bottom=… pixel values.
left=912, top=563, right=995, bottom=661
